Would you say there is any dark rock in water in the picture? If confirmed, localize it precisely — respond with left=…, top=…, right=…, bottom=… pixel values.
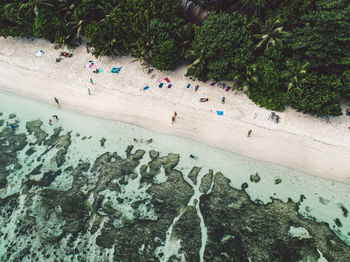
left=44, top=131, right=71, bottom=167
left=55, top=149, right=67, bottom=167
left=172, top=206, right=201, bottom=261
left=188, top=166, right=201, bottom=185
left=241, top=182, right=248, bottom=190
left=0, top=112, right=3, bottom=116
left=199, top=169, right=214, bottom=194
left=275, top=178, right=282, bottom=184
left=299, top=194, right=306, bottom=202
left=140, top=164, right=156, bottom=184
left=9, top=114, right=16, bottom=119
left=26, top=120, right=47, bottom=145
left=0, top=126, right=27, bottom=175
left=0, top=172, right=7, bottom=188
left=25, top=169, right=62, bottom=190
left=149, top=150, right=159, bottom=160
left=125, top=145, right=134, bottom=156
left=200, top=173, right=350, bottom=261
left=334, top=218, right=342, bottom=227
left=25, top=147, right=35, bottom=156
left=319, top=197, right=330, bottom=205
left=250, top=173, right=260, bottom=183
left=96, top=151, right=193, bottom=261
left=27, top=164, right=43, bottom=176
left=148, top=169, right=193, bottom=214
left=0, top=119, right=4, bottom=127
left=99, top=137, right=106, bottom=147
left=97, top=166, right=193, bottom=261
left=338, top=204, right=348, bottom=217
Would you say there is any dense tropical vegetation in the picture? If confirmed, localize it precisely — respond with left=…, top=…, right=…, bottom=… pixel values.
left=1, top=0, right=349, bottom=116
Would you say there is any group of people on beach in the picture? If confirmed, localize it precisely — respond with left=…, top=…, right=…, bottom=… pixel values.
left=48, top=115, right=59, bottom=125
left=268, top=112, right=280, bottom=124
left=172, top=112, right=177, bottom=124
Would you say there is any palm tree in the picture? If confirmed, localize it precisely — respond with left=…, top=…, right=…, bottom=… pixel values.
left=253, top=17, right=291, bottom=51
left=185, top=49, right=205, bottom=72
left=240, top=63, right=258, bottom=94
left=17, top=0, right=53, bottom=17
left=66, top=6, right=88, bottom=39
left=287, top=60, right=309, bottom=92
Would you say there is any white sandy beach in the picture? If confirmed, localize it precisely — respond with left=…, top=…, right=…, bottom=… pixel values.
left=0, top=37, right=350, bottom=183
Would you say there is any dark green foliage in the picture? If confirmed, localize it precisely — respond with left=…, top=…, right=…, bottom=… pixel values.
left=152, top=39, right=181, bottom=70
left=288, top=73, right=342, bottom=117
left=291, top=0, right=350, bottom=71
left=85, top=21, right=124, bottom=57
left=149, top=18, right=183, bottom=70
left=186, top=12, right=254, bottom=81
left=342, top=70, right=350, bottom=100
left=33, top=12, right=67, bottom=42
left=248, top=56, right=286, bottom=111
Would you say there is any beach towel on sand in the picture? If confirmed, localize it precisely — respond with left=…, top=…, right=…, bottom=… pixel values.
left=167, top=83, right=172, bottom=88
left=164, top=78, right=170, bottom=83
left=216, top=110, right=224, bottom=116
left=186, top=84, right=191, bottom=88
left=111, top=67, right=121, bottom=73
left=157, top=77, right=163, bottom=83
left=85, top=61, right=94, bottom=68
left=35, top=50, right=44, bottom=56
left=143, top=85, right=150, bottom=90
left=159, top=83, right=164, bottom=88
left=97, top=68, right=103, bottom=74
left=225, top=86, right=231, bottom=92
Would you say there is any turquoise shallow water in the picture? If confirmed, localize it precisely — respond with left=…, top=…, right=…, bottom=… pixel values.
left=0, top=90, right=349, bottom=261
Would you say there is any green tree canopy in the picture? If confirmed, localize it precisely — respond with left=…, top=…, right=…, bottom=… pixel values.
left=186, top=12, right=255, bottom=81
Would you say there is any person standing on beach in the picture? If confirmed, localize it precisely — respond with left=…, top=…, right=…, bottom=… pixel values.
left=90, top=78, right=93, bottom=85
left=54, top=97, right=59, bottom=105
left=49, top=119, right=52, bottom=125
left=174, top=112, right=177, bottom=118
left=247, top=130, right=252, bottom=137
left=172, top=116, right=176, bottom=124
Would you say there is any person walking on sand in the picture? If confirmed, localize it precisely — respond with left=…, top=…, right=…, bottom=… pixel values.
left=174, top=112, right=177, bottom=118
left=190, top=154, right=198, bottom=160
left=90, top=78, right=93, bottom=85
left=247, top=130, right=252, bottom=137
left=195, top=85, right=199, bottom=92
left=268, top=112, right=275, bottom=121
left=172, top=116, right=176, bottom=124
left=54, top=97, right=59, bottom=105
